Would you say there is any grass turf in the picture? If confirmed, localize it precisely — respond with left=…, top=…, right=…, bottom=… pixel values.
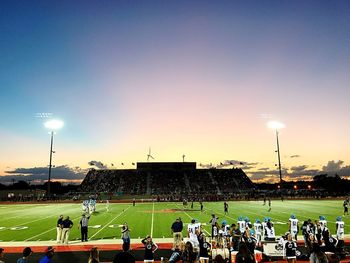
left=0, top=200, right=349, bottom=242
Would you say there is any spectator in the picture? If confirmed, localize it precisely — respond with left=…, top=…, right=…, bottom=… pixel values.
left=235, top=242, right=254, bottom=263
left=309, top=244, right=328, bottom=263
left=113, top=243, right=135, bottom=263
left=213, top=255, right=226, bottom=263
left=171, top=218, right=183, bottom=249
left=306, top=233, right=318, bottom=255
left=88, top=247, right=99, bottom=263
left=168, top=242, right=183, bottom=263
left=0, top=248, right=4, bottom=263
left=39, top=246, right=54, bottom=263
left=182, top=241, right=196, bottom=263
left=16, top=247, right=32, bottom=263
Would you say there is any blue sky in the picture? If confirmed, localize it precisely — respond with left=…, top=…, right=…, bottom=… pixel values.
left=1, top=0, right=350, bottom=183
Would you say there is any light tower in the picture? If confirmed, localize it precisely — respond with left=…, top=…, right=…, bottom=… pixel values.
left=268, top=121, right=285, bottom=186
left=44, top=119, right=64, bottom=198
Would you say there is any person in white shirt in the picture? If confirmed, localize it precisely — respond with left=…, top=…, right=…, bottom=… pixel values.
left=264, top=218, right=275, bottom=241
left=188, top=219, right=201, bottom=251
left=253, top=219, right=262, bottom=246
left=237, top=216, right=246, bottom=234
left=335, top=216, right=344, bottom=240
left=318, top=215, right=327, bottom=232
left=288, top=214, right=299, bottom=241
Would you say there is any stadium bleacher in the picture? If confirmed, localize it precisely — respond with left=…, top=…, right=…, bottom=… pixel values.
left=79, top=162, right=255, bottom=196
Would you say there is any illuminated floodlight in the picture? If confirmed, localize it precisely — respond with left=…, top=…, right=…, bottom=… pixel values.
left=268, top=121, right=285, bottom=130
left=44, top=119, right=64, bottom=198
left=44, top=119, right=64, bottom=130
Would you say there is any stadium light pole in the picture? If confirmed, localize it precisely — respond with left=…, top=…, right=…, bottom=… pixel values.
left=268, top=121, right=285, bottom=186
left=44, top=119, right=64, bottom=198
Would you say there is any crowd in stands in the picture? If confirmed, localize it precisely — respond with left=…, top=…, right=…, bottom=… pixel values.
left=79, top=168, right=255, bottom=197
left=81, top=169, right=147, bottom=194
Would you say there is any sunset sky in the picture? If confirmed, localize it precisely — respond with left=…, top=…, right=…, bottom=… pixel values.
left=1, top=0, right=350, bottom=184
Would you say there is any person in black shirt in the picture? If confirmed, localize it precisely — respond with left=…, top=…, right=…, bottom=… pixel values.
left=198, top=233, right=211, bottom=263
left=141, top=235, right=158, bottom=262
left=235, top=242, right=254, bottom=263
left=78, top=214, right=90, bottom=242
left=171, top=218, right=183, bottom=250
left=301, top=221, right=309, bottom=246
left=243, top=228, right=256, bottom=255
left=113, top=243, right=135, bottom=263
left=224, top=202, right=229, bottom=215
left=168, top=243, right=183, bottom=263
left=61, top=216, right=73, bottom=244
left=231, top=224, right=242, bottom=251
left=182, top=241, right=197, bottom=263
left=344, top=197, right=349, bottom=215
left=284, top=233, right=297, bottom=263
left=322, top=230, right=338, bottom=253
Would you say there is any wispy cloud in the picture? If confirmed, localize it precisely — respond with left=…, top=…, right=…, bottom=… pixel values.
left=247, top=160, right=350, bottom=182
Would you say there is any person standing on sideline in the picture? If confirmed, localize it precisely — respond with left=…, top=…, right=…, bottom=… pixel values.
left=39, top=246, right=55, bottom=263
left=106, top=200, right=110, bottom=212
left=132, top=198, right=136, bottom=206
left=78, top=214, right=90, bottom=242
left=288, top=214, right=299, bottom=241
left=16, top=247, right=32, bottom=263
left=224, top=202, right=229, bottom=215
left=209, top=214, right=218, bottom=239
left=343, top=197, right=349, bottom=215
left=121, top=222, right=131, bottom=251
left=56, top=215, right=63, bottom=243
left=171, top=217, right=183, bottom=249
left=61, top=216, right=74, bottom=244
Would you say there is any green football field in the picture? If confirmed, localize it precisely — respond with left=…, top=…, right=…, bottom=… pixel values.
left=0, top=200, right=348, bottom=242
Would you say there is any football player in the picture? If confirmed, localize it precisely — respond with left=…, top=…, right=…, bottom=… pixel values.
left=288, top=214, right=299, bottom=241
left=253, top=219, right=263, bottom=246
left=237, top=216, right=246, bottom=234
left=188, top=219, right=201, bottom=252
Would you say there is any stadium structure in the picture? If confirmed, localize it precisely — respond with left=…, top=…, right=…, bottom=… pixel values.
left=80, top=162, right=255, bottom=196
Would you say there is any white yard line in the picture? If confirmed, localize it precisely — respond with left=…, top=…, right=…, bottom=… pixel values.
left=89, top=206, right=131, bottom=240
left=151, top=202, right=155, bottom=237
left=15, top=215, right=55, bottom=227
